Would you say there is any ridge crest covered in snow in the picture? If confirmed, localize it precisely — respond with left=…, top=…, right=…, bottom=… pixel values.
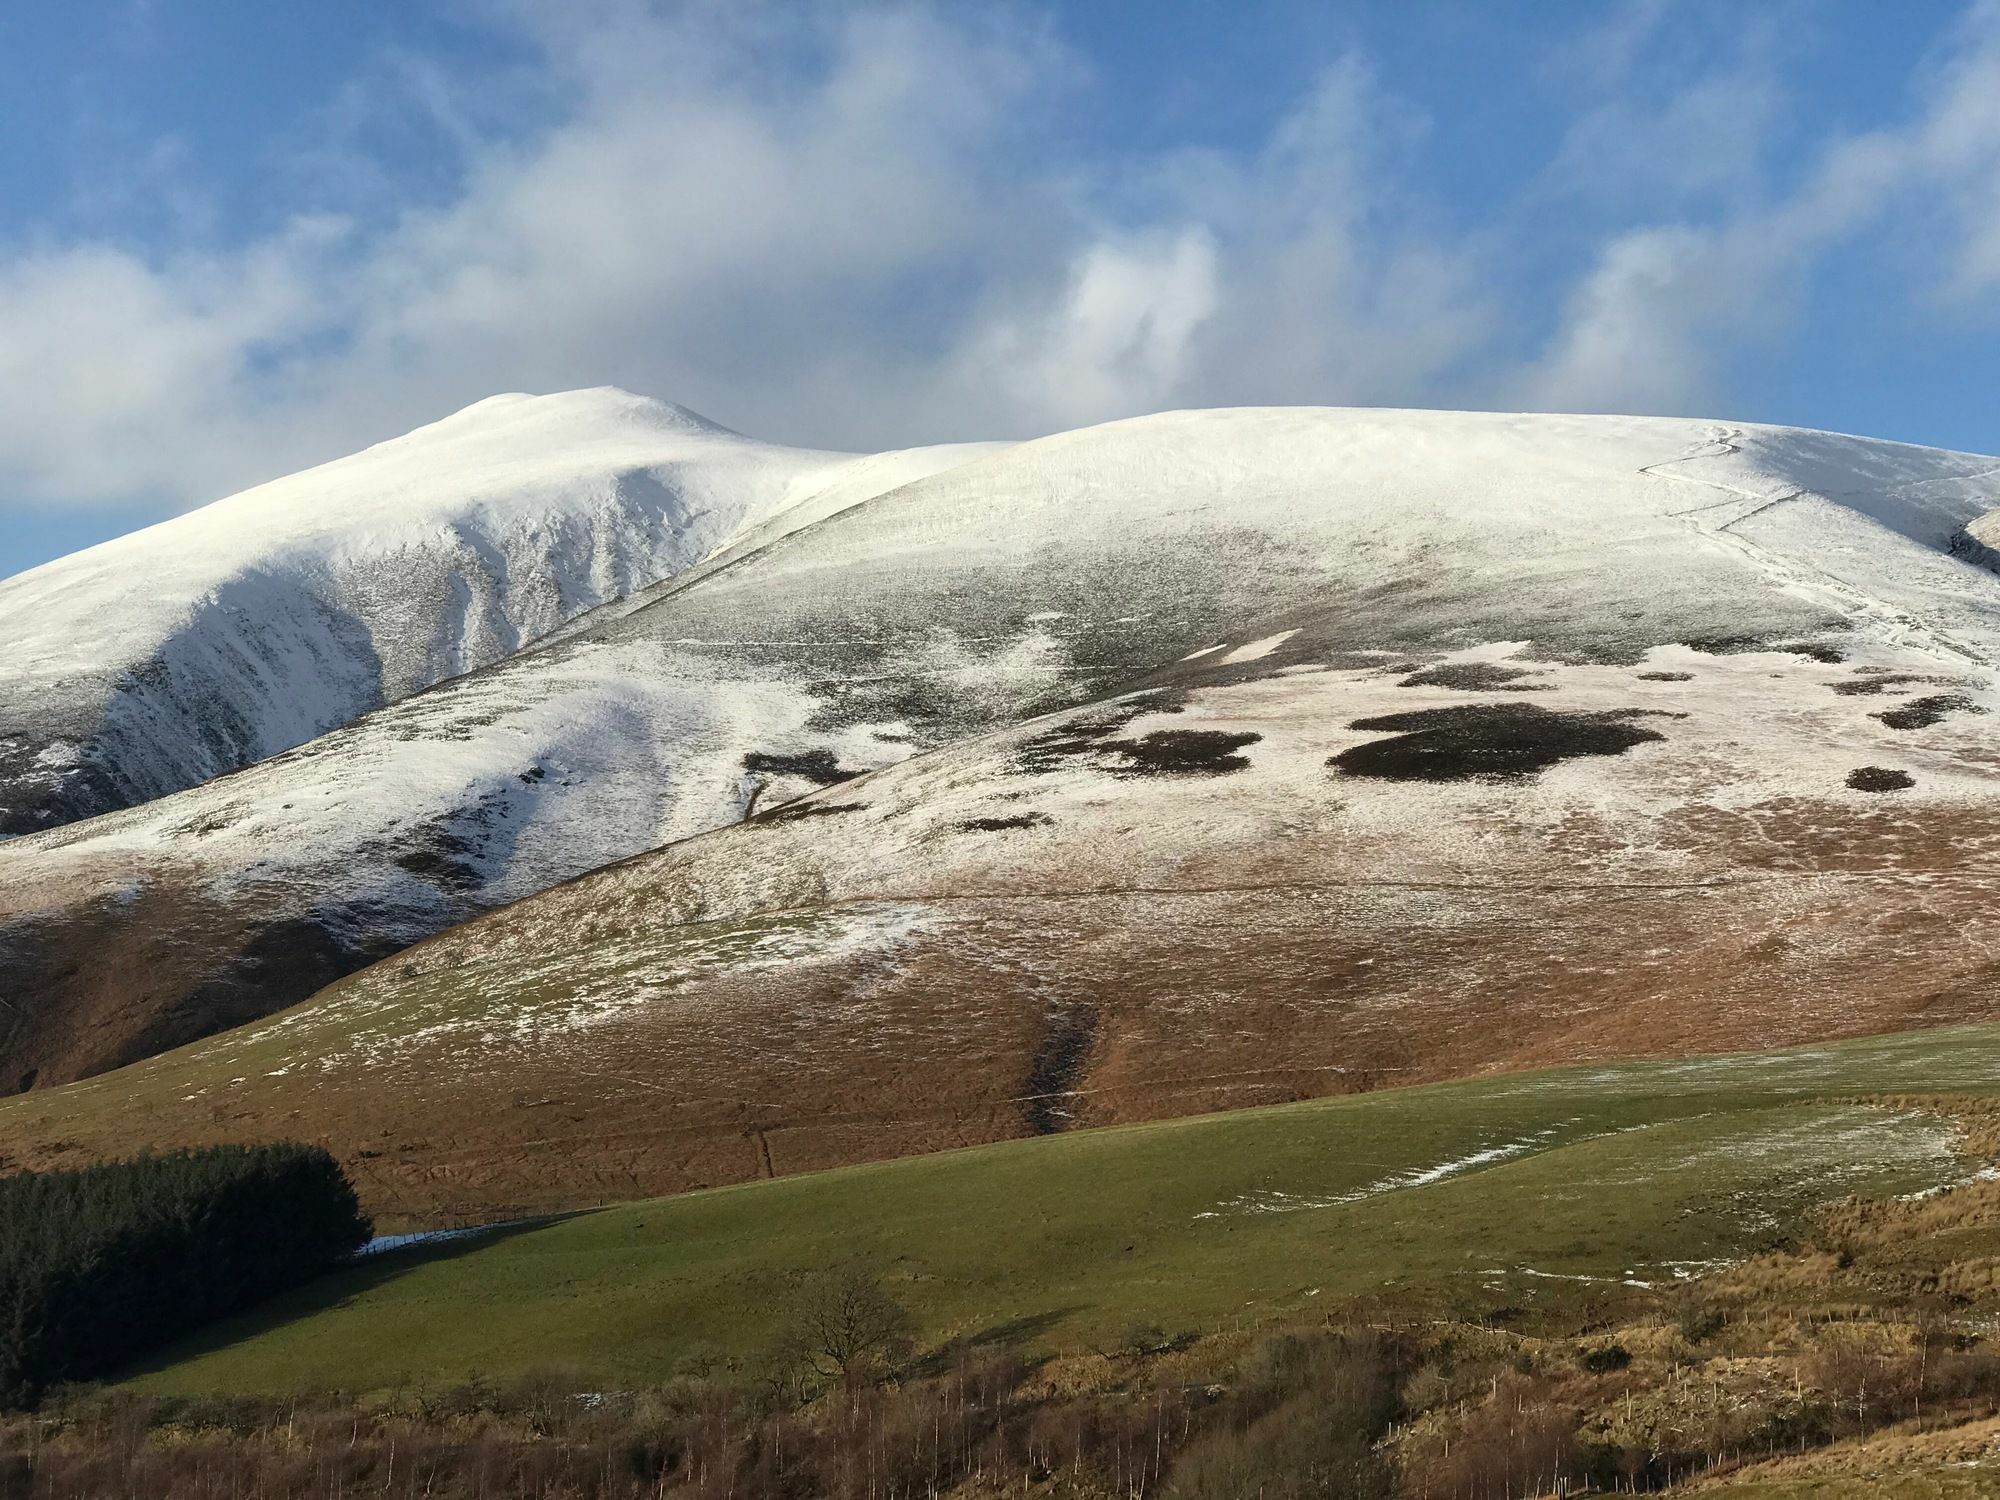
left=0, top=387, right=1000, bottom=835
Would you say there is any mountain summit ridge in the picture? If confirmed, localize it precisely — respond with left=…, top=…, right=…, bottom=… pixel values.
left=0, top=386, right=997, bottom=837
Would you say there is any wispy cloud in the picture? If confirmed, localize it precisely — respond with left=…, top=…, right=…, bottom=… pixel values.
left=0, top=0, right=1996, bottom=527
left=1520, top=0, right=2000, bottom=416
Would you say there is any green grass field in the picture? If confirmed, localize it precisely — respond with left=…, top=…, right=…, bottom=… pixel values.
left=126, top=1021, right=2000, bottom=1396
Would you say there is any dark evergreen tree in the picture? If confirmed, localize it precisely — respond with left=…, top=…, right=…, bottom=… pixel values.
left=0, top=1143, right=370, bottom=1406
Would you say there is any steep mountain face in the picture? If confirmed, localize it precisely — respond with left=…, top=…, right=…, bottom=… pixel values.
left=3, top=405, right=1999, bottom=1202
left=0, top=387, right=994, bottom=836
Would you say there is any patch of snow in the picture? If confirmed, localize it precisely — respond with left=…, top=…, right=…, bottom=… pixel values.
left=1193, top=1129, right=1563, bottom=1219
left=1217, top=629, right=1299, bottom=665
left=357, top=1220, right=523, bottom=1257
left=1515, top=1267, right=1655, bottom=1289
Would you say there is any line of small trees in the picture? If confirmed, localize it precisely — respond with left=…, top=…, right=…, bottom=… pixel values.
left=0, top=1144, right=371, bottom=1406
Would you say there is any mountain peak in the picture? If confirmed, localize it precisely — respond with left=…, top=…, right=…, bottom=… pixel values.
left=417, top=386, right=743, bottom=444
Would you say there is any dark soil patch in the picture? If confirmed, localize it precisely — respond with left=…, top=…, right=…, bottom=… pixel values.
left=1871, top=694, right=1985, bottom=731
left=383, top=794, right=514, bottom=895
left=1398, top=662, right=1549, bottom=691
left=1950, top=524, right=2000, bottom=573
left=742, top=749, right=862, bottom=786
left=756, top=801, right=868, bottom=824
left=394, top=845, right=483, bottom=892
left=1098, top=729, right=1260, bottom=776
left=1833, top=675, right=1957, bottom=697
left=1684, top=635, right=1846, bottom=663
left=1016, top=691, right=1188, bottom=775
left=1637, top=671, right=1694, bottom=682
left=1773, top=640, right=1848, bottom=664
left=1023, top=1002, right=1098, bottom=1134
left=957, top=812, right=1053, bottom=832
left=1847, top=766, right=1915, bottom=792
left=1330, top=704, right=1668, bottom=783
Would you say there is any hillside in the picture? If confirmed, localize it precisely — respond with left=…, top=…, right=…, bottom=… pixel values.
left=4, top=407, right=2000, bottom=1208
left=112, top=1019, right=2000, bottom=1392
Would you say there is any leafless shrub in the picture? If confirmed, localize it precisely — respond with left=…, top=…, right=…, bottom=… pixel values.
left=774, top=1266, right=916, bottom=1389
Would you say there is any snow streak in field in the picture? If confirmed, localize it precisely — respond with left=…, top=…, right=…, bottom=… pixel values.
left=1192, top=1128, right=1564, bottom=1220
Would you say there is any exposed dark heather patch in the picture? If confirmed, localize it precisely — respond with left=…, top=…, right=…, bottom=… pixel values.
left=1683, top=635, right=1766, bottom=655
left=1847, top=766, right=1915, bottom=792
left=1099, top=729, right=1261, bottom=776
left=1832, top=675, right=1958, bottom=697
left=393, top=845, right=483, bottom=891
left=1637, top=671, right=1694, bottom=682
left=1773, top=641, right=1848, bottom=664
left=1684, top=635, right=1847, bottom=663
left=162, top=807, right=239, bottom=839
left=1872, top=694, right=1986, bottom=731
left=742, top=749, right=862, bottom=785
left=957, top=812, right=1053, bottom=832
left=755, top=800, right=868, bottom=824
left=1950, top=525, right=2000, bottom=573
left=1398, top=662, right=1550, bottom=691
left=145, top=916, right=404, bottom=1064
left=1016, top=690, right=1188, bottom=775
left=429, top=709, right=508, bottom=741
left=1330, top=703, right=1667, bottom=783
left=375, top=793, right=512, bottom=895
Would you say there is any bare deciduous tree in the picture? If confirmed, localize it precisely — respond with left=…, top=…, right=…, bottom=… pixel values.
left=780, top=1266, right=916, bottom=1384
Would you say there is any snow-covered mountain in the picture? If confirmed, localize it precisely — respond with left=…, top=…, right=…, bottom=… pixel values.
left=0, top=387, right=997, bottom=836
left=5, top=401, right=2000, bottom=1175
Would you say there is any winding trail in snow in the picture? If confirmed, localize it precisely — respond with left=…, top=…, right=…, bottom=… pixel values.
left=1640, top=428, right=1995, bottom=667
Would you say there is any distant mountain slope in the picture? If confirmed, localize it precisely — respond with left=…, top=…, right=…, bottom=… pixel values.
left=0, top=387, right=996, bottom=835
left=3, top=405, right=1998, bottom=1132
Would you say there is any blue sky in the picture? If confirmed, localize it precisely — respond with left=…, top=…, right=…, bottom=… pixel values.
left=3, top=0, right=1999, bottom=579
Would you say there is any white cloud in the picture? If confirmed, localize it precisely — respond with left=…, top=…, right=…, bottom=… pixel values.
left=1914, top=1, right=2000, bottom=299
left=1520, top=0, right=2000, bottom=416
left=942, top=56, right=1492, bottom=429
left=1, top=1, right=1997, bottom=526
left=0, top=9, right=1489, bottom=509
left=0, top=225, right=341, bottom=503
left=1522, top=228, right=1718, bottom=415
left=961, top=229, right=1220, bottom=431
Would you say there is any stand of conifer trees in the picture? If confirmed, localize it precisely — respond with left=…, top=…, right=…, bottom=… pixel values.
left=0, top=1144, right=371, bottom=1406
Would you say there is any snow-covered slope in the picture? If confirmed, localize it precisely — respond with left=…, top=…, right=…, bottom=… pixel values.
left=5, top=405, right=2000, bottom=1123
left=0, top=387, right=996, bottom=835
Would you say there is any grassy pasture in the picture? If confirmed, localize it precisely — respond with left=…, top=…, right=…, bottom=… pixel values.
left=122, top=1020, right=2000, bottom=1396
